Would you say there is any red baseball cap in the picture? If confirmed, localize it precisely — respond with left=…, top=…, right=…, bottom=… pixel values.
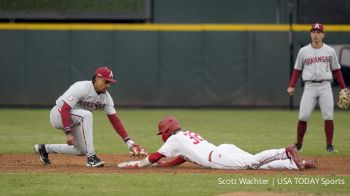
left=95, top=66, right=117, bottom=83
left=310, top=23, right=324, bottom=32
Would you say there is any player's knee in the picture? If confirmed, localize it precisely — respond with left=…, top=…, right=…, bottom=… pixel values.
left=83, top=111, right=93, bottom=120
left=50, top=116, right=63, bottom=129
left=50, top=122, right=61, bottom=129
left=76, top=147, right=87, bottom=155
left=298, top=115, right=310, bottom=122
left=322, top=114, right=333, bottom=120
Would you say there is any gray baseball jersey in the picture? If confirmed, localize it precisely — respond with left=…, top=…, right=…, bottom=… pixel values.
left=294, top=43, right=340, bottom=82
left=56, top=81, right=116, bottom=114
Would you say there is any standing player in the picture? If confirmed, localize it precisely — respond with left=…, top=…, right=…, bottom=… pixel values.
left=34, top=66, right=147, bottom=167
left=287, top=23, right=347, bottom=152
left=118, top=116, right=317, bottom=170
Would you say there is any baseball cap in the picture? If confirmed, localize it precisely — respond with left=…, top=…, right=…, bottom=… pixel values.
left=95, top=66, right=117, bottom=83
left=310, top=23, right=324, bottom=32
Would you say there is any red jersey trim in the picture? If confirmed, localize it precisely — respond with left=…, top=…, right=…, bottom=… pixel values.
left=332, top=69, right=346, bottom=89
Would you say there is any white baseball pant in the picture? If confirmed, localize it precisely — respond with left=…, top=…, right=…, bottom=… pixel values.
left=208, top=144, right=298, bottom=170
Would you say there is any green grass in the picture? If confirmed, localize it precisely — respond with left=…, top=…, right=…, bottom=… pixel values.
left=0, top=109, right=349, bottom=195
left=0, top=173, right=349, bottom=196
left=0, top=109, right=349, bottom=155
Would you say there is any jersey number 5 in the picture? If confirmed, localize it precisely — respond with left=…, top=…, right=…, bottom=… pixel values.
left=183, top=131, right=203, bottom=144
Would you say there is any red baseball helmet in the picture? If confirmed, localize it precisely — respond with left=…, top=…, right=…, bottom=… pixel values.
left=157, top=116, right=181, bottom=142
left=95, top=66, right=117, bottom=83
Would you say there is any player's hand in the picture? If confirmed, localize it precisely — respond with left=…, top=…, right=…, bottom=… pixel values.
left=66, top=133, right=75, bottom=145
left=129, top=144, right=148, bottom=157
left=287, top=87, right=295, bottom=96
left=117, top=161, right=140, bottom=169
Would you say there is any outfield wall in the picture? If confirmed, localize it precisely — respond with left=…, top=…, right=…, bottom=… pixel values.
left=1, top=24, right=350, bottom=107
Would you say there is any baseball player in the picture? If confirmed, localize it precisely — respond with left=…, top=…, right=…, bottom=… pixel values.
left=34, top=66, right=147, bottom=167
left=287, top=23, right=347, bottom=152
left=118, top=116, right=317, bottom=170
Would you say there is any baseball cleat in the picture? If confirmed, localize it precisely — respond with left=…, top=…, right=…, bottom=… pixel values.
left=286, top=144, right=304, bottom=170
left=326, top=144, right=338, bottom=153
left=86, top=155, right=105, bottom=167
left=34, top=144, right=51, bottom=165
left=303, top=159, right=317, bottom=169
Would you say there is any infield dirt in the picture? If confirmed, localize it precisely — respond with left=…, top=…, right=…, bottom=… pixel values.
left=1, top=154, right=349, bottom=175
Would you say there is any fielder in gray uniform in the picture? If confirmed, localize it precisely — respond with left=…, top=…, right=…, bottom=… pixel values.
left=34, top=66, right=147, bottom=167
left=287, top=23, right=347, bottom=152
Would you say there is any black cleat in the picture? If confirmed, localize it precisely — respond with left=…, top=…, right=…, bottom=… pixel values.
left=326, top=144, right=338, bottom=153
left=86, top=155, right=105, bottom=167
left=34, top=144, right=51, bottom=165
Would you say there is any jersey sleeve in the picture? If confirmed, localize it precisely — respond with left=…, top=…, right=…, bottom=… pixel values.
left=157, top=136, right=180, bottom=158
left=60, top=82, right=87, bottom=108
left=294, top=50, right=304, bottom=71
left=330, top=49, right=341, bottom=70
left=104, top=92, right=116, bottom=115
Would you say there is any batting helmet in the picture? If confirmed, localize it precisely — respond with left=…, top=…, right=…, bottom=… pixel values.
left=157, top=116, right=181, bottom=142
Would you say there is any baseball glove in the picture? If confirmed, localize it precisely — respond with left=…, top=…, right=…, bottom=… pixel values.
left=129, top=144, right=148, bottom=157
left=338, top=88, right=350, bottom=109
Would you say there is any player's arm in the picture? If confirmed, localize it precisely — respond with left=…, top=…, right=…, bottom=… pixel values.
left=105, top=93, right=147, bottom=156
left=60, top=102, right=75, bottom=145
left=107, top=113, right=148, bottom=156
left=287, top=69, right=301, bottom=96
left=117, top=152, right=163, bottom=168
left=330, top=49, right=347, bottom=89
left=287, top=50, right=304, bottom=96
left=107, top=113, right=129, bottom=143
left=107, top=113, right=147, bottom=157
left=118, top=152, right=186, bottom=169
left=139, top=153, right=186, bottom=168
left=107, top=113, right=139, bottom=149
left=148, top=153, right=186, bottom=167
left=158, top=156, right=187, bottom=167
left=332, top=69, right=347, bottom=89
left=59, top=82, right=89, bottom=145
left=288, top=69, right=302, bottom=88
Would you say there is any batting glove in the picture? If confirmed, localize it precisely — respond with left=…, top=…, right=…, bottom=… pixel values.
left=118, top=161, right=140, bottom=169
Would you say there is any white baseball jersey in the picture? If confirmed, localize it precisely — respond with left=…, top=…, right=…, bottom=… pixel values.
left=158, top=130, right=216, bottom=167
left=55, top=81, right=116, bottom=115
left=157, top=130, right=298, bottom=170
left=294, top=43, right=340, bottom=81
